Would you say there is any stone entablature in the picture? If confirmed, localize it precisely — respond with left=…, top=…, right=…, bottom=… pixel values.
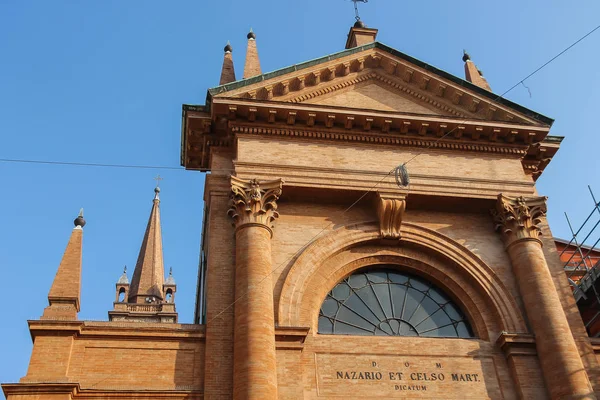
left=182, top=103, right=558, bottom=176
left=230, top=137, right=538, bottom=202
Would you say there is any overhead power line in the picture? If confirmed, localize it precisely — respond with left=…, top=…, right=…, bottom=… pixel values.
left=0, top=158, right=183, bottom=170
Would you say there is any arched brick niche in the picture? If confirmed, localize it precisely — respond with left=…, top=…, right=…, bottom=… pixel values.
left=277, top=221, right=526, bottom=341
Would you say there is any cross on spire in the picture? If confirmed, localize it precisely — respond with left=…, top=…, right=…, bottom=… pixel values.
left=153, top=175, right=163, bottom=200
left=154, top=174, right=163, bottom=188
left=352, top=0, right=368, bottom=22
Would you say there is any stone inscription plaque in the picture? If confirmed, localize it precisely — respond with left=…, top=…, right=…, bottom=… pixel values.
left=315, top=353, right=502, bottom=399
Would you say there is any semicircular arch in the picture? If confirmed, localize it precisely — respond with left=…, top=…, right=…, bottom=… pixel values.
left=277, top=221, right=525, bottom=340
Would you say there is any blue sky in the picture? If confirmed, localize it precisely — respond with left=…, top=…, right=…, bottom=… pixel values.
left=1, top=0, right=599, bottom=391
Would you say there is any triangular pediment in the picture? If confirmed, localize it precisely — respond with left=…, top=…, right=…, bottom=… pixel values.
left=300, top=76, right=449, bottom=116
left=209, top=43, right=552, bottom=127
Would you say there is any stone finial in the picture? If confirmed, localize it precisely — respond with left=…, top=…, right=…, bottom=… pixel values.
left=74, top=208, right=86, bottom=228
left=228, top=177, right=283, bottom=236
left=492, top=194, right=547, bottom=247
left=377, top=193, right=406, bottom=239
left=462, top=49, right=471, bottom=62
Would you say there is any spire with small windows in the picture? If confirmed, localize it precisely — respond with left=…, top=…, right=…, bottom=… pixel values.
left=462, top=50, right=492, bottom=91
left=163, top=267, right=177, bottom=304
left=128, top=185, right=165, bottom=304
left=41, top=210, right=85, bottom=320
left=219, top=41, right=236, bottom=85
left=243, top=28, right=262, bottom=79
left=114, top=266, right=130, bottom=303
left=109, top=183, right=177, bottom=323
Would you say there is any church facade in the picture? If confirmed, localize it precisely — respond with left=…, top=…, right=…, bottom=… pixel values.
left=3, top=22, right=600, bottom=400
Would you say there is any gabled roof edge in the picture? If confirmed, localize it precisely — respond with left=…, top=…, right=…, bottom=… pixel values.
left=205, top=42, right=554, bottom=126
left=554, top=237, right=600, bottom=253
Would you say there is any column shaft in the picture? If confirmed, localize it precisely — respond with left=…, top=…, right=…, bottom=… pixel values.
left=233, top=225, right=278, bottom=400
left=228, top=177, right=283, bottom=400
left=507, top=239, right=593, bottom=399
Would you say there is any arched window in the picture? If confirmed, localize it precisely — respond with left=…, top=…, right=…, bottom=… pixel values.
left=118, top=288, right=126, bottom=303
left=318, top=268, right=474, bottom=338
left=166, top=289, right=173, bottom=303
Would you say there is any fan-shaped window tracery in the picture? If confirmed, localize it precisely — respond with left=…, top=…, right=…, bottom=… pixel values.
left=318, top=268, right=474, bottom=338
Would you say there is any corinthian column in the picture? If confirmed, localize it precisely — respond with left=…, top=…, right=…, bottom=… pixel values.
left=493, top=195, right=595, bottom=400
left=228, top=177, right=283, bottom=400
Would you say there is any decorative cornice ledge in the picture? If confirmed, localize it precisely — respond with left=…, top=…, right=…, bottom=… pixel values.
left=275, top=326, right=310, bottom=350
left=2, top=383, right=203, bottom=399
left=232, top=125, right=528, bottom=156
left=590, top=338, right=600, bottom=353
left=377, top=192, right=407, bottom=240
left=491, top=194, right=547, bottom=248
left=496, top=332, right=537, bottom=358
left=2, top=383, right=79, bottom=397
left=228, top=176, right=284, bottom=237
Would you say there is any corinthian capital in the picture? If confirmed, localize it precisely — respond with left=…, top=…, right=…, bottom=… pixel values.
left=228, top=177, right=283, bottom=235
left=492, top=194, right=547, bottom=246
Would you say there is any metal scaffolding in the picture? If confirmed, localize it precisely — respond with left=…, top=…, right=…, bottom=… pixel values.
left=561, top=186, right=600, bottom=336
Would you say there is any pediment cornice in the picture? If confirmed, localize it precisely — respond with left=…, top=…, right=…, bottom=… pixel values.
left=211, top=98, right=550, bottom=144
left=210, top=46, right=550, bottom=127
left=283, top=71, right=460, bottom=118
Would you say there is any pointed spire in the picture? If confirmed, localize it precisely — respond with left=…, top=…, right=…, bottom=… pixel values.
left=243, top=28, right=262, bottom=79
left=462, top=50, right=492, bottom=91
left=128, top=184, right=165, bottom=304
left=117, top=266, right=129, bottom=284
left=219, top=41, right=236, bottom=85
left=42, top=210, right=85, bottom=320
left=165, top=267, right=176, bottom=285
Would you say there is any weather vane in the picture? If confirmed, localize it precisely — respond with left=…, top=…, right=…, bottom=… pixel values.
left=352, top=0, right=368, bottom=22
